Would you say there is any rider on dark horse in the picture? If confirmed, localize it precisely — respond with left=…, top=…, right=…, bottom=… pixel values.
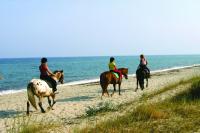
left=137, top=54, right=150, bottom=76
left=39, top=58, right=57, bottom=93
left=108, top=57, right=122, bottom=80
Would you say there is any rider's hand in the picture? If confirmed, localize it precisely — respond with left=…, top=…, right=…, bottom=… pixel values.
left=50, top=74, right=56, bottom=77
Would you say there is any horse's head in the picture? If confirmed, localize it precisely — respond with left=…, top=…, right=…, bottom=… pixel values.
left=119, top=68, right=128, bottom=79
left=53, top=70, right=64, bottom=84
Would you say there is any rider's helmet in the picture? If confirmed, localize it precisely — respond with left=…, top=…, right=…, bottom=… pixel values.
left=41, top=57, right=48, bottom=63
left=140, top=54, right=144, bottom=59
left=110, top=57, right=115, bottom=63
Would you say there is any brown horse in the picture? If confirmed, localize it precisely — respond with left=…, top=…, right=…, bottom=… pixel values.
left=100, top=68, right=128, bottom=97
left=27, top=70, right=64, bottom=115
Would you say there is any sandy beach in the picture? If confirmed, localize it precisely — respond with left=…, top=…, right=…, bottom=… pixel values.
left=0, top=65, right=200, bottom=132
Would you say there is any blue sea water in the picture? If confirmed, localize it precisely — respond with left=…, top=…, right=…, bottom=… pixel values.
left=0, top=55, right=200, bottom=94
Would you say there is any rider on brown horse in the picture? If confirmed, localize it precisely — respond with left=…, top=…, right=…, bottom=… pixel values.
left=108, top=57, right=122, bottom=80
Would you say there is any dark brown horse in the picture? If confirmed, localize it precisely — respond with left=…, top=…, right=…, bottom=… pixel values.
left=135, top=68, right=149, bottom=91
left=100, top=68, right=128, bottom=97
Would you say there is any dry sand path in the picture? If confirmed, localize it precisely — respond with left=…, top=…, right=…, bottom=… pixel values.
left=0, top=65, right=200, bottom=132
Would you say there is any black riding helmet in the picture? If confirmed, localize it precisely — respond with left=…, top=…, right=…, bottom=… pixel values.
left=41, top=57, right=48, bottom=63
left=110, top=57, right=115, bottom=63
left=140, top=54, right=144, bottom=59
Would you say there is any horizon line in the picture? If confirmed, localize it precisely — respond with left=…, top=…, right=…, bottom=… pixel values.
left=0, top=54, right=200, bottom=59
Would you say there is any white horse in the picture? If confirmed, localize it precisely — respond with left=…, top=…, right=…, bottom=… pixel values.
left=27, top=70, right=64, bottom=115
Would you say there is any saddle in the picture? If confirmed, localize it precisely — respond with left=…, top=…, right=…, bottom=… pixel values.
left=111, top=72, right=119, bottom=79
left=137, top=68, right=150, bottom=78
left=41, top=77, right=57, bottom=92
left=142, top=68, right=150, bottom=78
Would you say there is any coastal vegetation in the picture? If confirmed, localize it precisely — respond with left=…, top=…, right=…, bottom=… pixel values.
left=5, top=74, right=200, bottom=133
left=6, top=115, right=63, bottom=133
left=77, top=76, right=200, bottom=133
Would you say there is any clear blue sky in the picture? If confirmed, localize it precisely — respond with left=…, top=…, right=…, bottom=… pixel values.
left=0, top=0, right=200, bottom=58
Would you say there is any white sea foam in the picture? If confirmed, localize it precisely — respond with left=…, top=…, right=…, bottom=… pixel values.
left=61, top=64, right=200, bottom=86
left=0, top=89, right=26, bottom=96
left=151, top=64, right=200, bottom=74
left=60, top=79, right=99, bottom=86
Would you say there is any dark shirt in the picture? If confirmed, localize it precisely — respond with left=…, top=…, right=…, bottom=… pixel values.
left=39, top=64, right=48, bottom=77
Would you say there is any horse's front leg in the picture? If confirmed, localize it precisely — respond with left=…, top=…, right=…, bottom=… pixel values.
left=27, top=101, right=30, bottom=115
left=50, top=94, right=56, bottom=109
left=114, top=84, right=116, bottom=92
left=135, top=78, right=139, bottom=92
left=111, top=84, right=116, bottom=97
left=119, top=83, right=121, bottom=95
left=146, top=78, right=148, bottom=88
left=48, top=97, right=52, bottom=107
left=38, top=97, right=45, bottom=113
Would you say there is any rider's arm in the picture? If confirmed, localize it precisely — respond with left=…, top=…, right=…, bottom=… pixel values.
left=44, top=64, right=55, bottom=76
left=47, top=68, right=54, bottom=76
left=114, top=62, right=117, bottom=70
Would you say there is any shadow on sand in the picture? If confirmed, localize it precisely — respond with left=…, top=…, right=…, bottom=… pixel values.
left=57, top=96, right=95, bottom=102
left=0, top=110, right=23, bottom=119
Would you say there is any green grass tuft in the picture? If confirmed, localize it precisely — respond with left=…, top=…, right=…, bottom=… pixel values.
left=86, top=102, right=118, bottom=117
left=6, top=115, right=63, bottom=133
left=172, top=79, right=200, bottom=102
left=143, top=76, right=200, bottom=100
left=19, top=123, right=60, bottom=133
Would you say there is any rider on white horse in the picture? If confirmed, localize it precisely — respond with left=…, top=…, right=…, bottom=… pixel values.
left=39, top=58, right=57, bottom=93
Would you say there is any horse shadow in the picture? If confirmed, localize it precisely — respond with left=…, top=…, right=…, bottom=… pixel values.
left=57, top=96, right=95, bottom=103
left=0, top=110, right=23, bottom=119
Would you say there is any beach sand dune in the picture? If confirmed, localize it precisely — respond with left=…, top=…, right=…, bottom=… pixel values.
left=0, top=65, right=200, bottom=132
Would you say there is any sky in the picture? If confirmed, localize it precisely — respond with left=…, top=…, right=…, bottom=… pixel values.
left=0, top=0, right=200, bottom=58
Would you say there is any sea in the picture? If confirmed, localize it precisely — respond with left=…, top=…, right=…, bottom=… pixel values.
left=0, top=55, right=200, bottom=95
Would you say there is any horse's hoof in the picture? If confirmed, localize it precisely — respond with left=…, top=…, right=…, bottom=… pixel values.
left=41, top=110, right=46, bottom=113
left=111, top=93, right=115, bottom=97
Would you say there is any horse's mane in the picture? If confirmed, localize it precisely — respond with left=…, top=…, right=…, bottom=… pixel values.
left=118, top=68, right=128, bottom=70
left=53, top=70, right=59, bottom=74
left=53, top=70, right=64, bottom=74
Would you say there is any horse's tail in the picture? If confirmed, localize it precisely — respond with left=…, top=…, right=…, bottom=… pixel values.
left=100, top=73, right=103, bottom=87
left=100, top=73, right=107, bottom=89
left=27, top=82, right=38, bottom=110
left=100, top=73, right=102, bottom=83
left=100, top=72, right=110, bottom=90
left=100, top=72, right=107, bottom=85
